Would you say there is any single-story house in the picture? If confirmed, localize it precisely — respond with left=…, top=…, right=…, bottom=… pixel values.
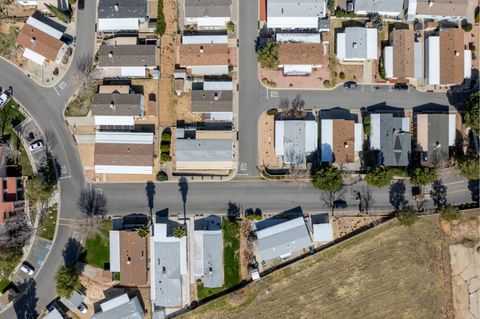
left=91, top=294, right=144, bottom=319
left=354, top=0, right=404, bottom=16
left=425, top=28, right=468, bottom=85
left=92, top=92, right=144, bottom=126
left=191, top=90, right=233, bottom=122
left=97, top=0, right=148, bottom=33
left=277, top=43, right=325, bottom=75
left=175, top=138, right=233, bottom=171
left=275, top=117, right=318, bottom=165
left=26, top=11, right=66, bottom=40
left=194, top=215, right=224, bottom=288
left=416, top=113, right=456, bottom=164
left=59, top=291, right=86, bottom=313
left=384, top=29, right=421, bottom=80
left=182, top=34, right=229, bottom=44
left=94, top=131, right=154, bottom=175
left=150, top=221, right=188, bottom=308
left=267, top=0, right=326, bottom=29
left=253, top=216, right=313, bottom=262
left=369, top=113, right=411, bottom=167
left=336, top=27, right=378, bottom=61
left=406, top=0, right=469, bottom=21
left=0, top=176, right=24, bottom=224
left=16, top=24, right=66, bottom=65
left=109, top=229, right=148, bottom=286
left=97, top=44, right=157, bottom=78
left=43, top=307, right=64, bottom=319
left=320, top=118, right=363, bottom=163
left=276, top=33, right=322, bottom=44
left=184, top=0, right=232, bottom=29
left=179, top=44, right=229, bottom=75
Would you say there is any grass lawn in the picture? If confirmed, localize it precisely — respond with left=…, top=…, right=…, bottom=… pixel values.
left=197, top=218, right=241, bottom=300
left=182, top=216, right=453, bottom=319
left=64, top=82, right=97, bottom=117
left=84, top=220, right=112, bottom=269
left=0, top=27, right=18, bottom=59
left=0, top=250, right=22, bottom=292
left=37, top=206, right=58, bottom=241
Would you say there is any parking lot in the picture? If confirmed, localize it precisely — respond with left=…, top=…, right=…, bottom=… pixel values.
left=11, top=237, right=52, bottom=284
left=14, top=119, right=47, bottom=172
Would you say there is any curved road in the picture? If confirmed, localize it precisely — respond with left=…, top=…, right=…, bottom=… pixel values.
left=0, top=2, right=474, bottom=318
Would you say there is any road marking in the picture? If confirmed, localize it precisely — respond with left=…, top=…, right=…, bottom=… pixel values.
left=444, top=180, right=467, bottom=186
left=53, top=86, right=60, bottom=96
left=239, top=162, right=247, bottom=171
left=58, top=175, right=71, bottom=180
left=58, top=81, right=67, bottom=90
left=266, top=87, right=269, bottom=99
left=235, top=173, right=249, bottom=176
left=270, top=91, right=278, bottom=98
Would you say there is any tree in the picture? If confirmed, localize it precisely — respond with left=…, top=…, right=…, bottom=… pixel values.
left=462, top=23, right=472, bottom=32
left=0, top=212, right=33, bottom=251
left=137, top=226, right=150, bottom=238
left=78, top=185, right=107, bottom=217
left=74, top=55, right=95, bottom=90
left=457, top=155, right=480, bottom=180
left=156, top=0, right=166, bottom=35
left=352, top=186, right=373, bottom=214
left=173, top=226, right=186, bottom=238
left=44, top=4, right=71, bottom=23
left=339, top=72, right=345, bottom=80
left=257, top=41, right=278, bottom=69
left=327, top=0, right=335, bottom=12
left=438, top=204, right=461, bottom=221
left=430, top=179, right=447, bottom=208
left=312, top=166, right=343, bottom=192
left=464, top=91, right=479, bottom=135
left=25, top=175, right=53, bottom=206
left=0, top=102, right=15, bottom=136
left=363, top=114, right=371, bottom=135
left=368, top=12, right=383, bottom=30
left=396, top=206, right=420, bottom=226
left=365, top=166, right=393, bottom=187
left=410, top=167, right=437, bottom=186
left=55, top=265, right=81, bottom=298
left=227, top=21, right=235, bottom=32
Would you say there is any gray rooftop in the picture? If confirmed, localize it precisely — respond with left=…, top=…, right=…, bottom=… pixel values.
left=92, top=93, right=144, bottom=116
left=60, top=291, right=85, bottom=311
left=98, top=0, right=147, bottom=19
left=426, top=114, right=449, bottom=163
left=176, top=139, right=232, bottom=162
left=372, top=114, right=411, bottom=167
left=354, top=0, right=404, bottom=14
left=92, top=295, right=144, bottom=319
left=154, top=241, right=182, bottom=307
left=344, top=27, right=369, bottom=59
left=283, top=121, right=306, bottom=165
left=185, top=0, right=231, bottom=18
left=191, top=91, right=233, bottom=113
left=254, top=217, right=312, bottom=262
left=195, top=216, right=223, bottom=288
left=98, top=45, right=156, bottom=67
left=268, top=0, right=324, bottom=18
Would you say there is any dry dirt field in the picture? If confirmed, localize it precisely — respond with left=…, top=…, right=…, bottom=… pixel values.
left=181, top=216, right=453, bottom=319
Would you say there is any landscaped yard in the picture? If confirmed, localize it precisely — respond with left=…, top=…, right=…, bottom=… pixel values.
left=0, top=26, right=18, bottom=59
left=37, top=205, right=58, bottom=241
left=197, top=217, right=241, bottom=300
left=84, top=219, right=112, bottom=269
left=64, top=82, right=98, bottom=117
left=183, top=216, right=453, bottom=319
left=0, top=250, right=22, bottom=292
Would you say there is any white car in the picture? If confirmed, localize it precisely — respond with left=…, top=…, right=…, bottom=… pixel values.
left=29, top=140, right=44, bottom=152
left=20, top=263, right=34, bottom=276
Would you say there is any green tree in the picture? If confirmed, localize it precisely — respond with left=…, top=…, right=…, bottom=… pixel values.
left=363, top=114, right=371, bottom=135
left=137, top=226, right=150, bottom=238
left=257, top=41, right=278, bottom=69
left=160, top=144, right=170, bottom=153
left=156, top=0, right=166, bottom=36
left=0, top=102, right=15, bottom=136
left=464, top=91, right=479, bottom=135
left=457, top=155, right=480, bottom=180
left=227, top=21, right=235, bottom=32
left=410, top=167, right=437, bottom=186
left=339, top=72, right=345, bottom=80
left=438, top=204, right=461, bottom=221
left=44, top=4, right=71, bottom=23
left=55, top=265, right=81, bottom=298
left=368, top=12, right=383, bottom=30
left=327, top=0, right=335, bottom=12
left=312, top=166, right=343, bottom=192
left=396, top=206, right=420, bottom=226
left=173, top=226, right=186, bottom=238
left=365, top=166, right=393, bottom=187
left=462, top=23, right=472, bottom=32
left=25, top=175, right=53, bottom=206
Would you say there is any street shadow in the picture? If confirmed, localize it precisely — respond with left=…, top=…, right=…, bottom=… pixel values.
left=145, top=181, right=156, bottom=212
left=430, top=180, right=447, bottom=208
left=412, top=103, right=450, bottom=114
left=155, top=208, right=169, bottom=223
left=319, top=107, right=358, bottom=122
left=365, top=103, right=405, bottom=115
left=195, top=215, right=222, bottom=231
left=120, top=214, right=149, bottom=230
left=13, top=279, right=38, bottom=319
left=253, top=207, right=304, bottom=231
left=389, top=180, right=408, bottom=211
left=62, top=237, right=85, bottom=270
left=468, top=180, right=479, bottom=203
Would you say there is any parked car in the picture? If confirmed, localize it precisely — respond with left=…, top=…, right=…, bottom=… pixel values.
left=29, top=140, right=44, bottom=152
left=333, top=200, right=348, bottom=209
left=0, top=88, right=12, bottom=110
left=344, top=81, right=357, bottom=89
left=77, top=303, right=88, bottom=313
left=20, top=263, right=34, bottom=276
left=78, top=0, right=84, bottom=10
left=393, top=83, right=409, bottom=90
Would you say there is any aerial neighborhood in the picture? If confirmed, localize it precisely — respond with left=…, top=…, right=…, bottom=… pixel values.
left=0, top=0, right=477, bottom=318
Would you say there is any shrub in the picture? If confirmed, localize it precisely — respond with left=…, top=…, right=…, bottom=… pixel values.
left=257, top=41, right=278, bottom=69
left=227, top=21, right=235, bottom=32
left=457, top=155, right=480, bottom=180
left=438, top=204, right=461, bottom=221
left=312, top=166, right=343, bottom=192
left=409, top=167, right=437, bottom=186
left=462, top=23, right=473, bottom=32
left=68, top=0, right=76, bottom=4
left=173, top=226, right=186, bottom=238
left=378, top=56, right=386, bottom=79
left=261, top=78, right=277, bottom=88
left=323, top=80, right=331, bottom=88
left=476, top=8, right=480, bottom=23
left=464, top=91, right=479, bottom=135
left=160, top=153, right=171, bottom=162
left=339, top=72, right=345, bottom=80
left=363, top=114, right=371, bottom=135
left=368, top=12, right=383, bottom=30
left=156, top=0, right=166, bottom=36
left=53, top=67, right=59, bottom=76
left=161, top=132, right=171, bottom=142
left=266, top=108, right=278, bottom=116
left=156, top=171, right=168, bottom=182
left=45, top=4, right=71, bottom=23
left=396, top=206, right=420, bottom=226
left=160, top=144, right=170, bottom=153
left=365, top=166, right=393, bottom=187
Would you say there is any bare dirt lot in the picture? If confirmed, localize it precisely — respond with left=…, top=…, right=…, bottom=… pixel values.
left=181, top=216, right=453, bottom=319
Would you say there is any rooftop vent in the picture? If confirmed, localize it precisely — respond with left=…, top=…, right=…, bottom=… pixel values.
left=114, top=4, right=119, bottom=12
left=428, top=0, right=434, bottom=7
left=454, top=50, right=459, bottom=56
left=109, top=51, right=113, bottom=58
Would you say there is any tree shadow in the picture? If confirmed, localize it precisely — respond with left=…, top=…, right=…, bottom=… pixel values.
left=62, top=237, right=85, bottom=271
left=468, top=180, right=479, bottom=203
left=227, top=201, right=240, bottom=221
left=178, top=177, right=188, bottom=223
left=145, top=181, right=156, bottom=212
left=13, top=279, right=38, bottom=319
left=389, top=180, right=408, bottom=211
left=430, top=179, right=447, bottom=208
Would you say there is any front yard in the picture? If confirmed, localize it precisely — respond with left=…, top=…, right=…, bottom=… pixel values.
left=65, top=82, right=98, bottom=117
left=37, top=205, right=58, bottom=241
left=0, top=250, right=22, bottom=292
left=84, top=219, right=112, bottom=269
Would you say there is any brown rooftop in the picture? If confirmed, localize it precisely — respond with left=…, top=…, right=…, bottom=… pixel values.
left=391, top=29, right=414, bottom=79
left=332, top=119, right=355, bottom=163
left=416, top=0, right=468, bottom=17
left=278, top=43, right=324, bottom=65
left=179, top=44, right=229, bottom=66
left=440, top=28, right=464, bottom=85
left=94, top=143, right=153, bottom=167
left=119, top=230, right=148, bottom=286
left=16, top=24, right=63, bottom=61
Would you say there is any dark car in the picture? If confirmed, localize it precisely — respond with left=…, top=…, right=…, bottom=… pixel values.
left=78, top=0, right=84, bottom=10
left=333, top=200, right=348, bottom=209
left=344, top=81, right=357, bottom=89
left=394, top=83, right=409, bottom=90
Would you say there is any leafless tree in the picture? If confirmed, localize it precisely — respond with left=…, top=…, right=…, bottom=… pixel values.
left=319, top=187, right=346, bottom=216
left=352, top=186, right=373, bottom=214
left=74, top=55, right=96, bottom=90
left=240, top=219, right=256, bottom=266
left=431, top=147, right=448, bottom=168
left=291, top=95, right=306, bottom=118
left=0, top=212, right=33, bottom=251
left=77, top=184, right=107, bottom=218
left=279, top=97, right=289, bottom=114
left=0, top=141, right=20, bottom=162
